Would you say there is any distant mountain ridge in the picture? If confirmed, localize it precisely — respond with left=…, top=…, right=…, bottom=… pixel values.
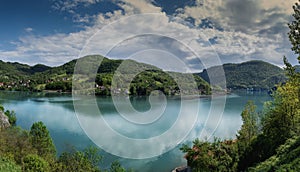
left=0, top=60, right=51, bottom=82
left=0, top=56, right=210, bottom=95
left=0, top=57, right=289, bottom=92
left=198, top=60, right=287, bottom=90
left=0, top=60, right=51, bottom=74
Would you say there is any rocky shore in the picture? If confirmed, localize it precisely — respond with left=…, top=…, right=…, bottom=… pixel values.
left=172, top=166, right=191, bottom=172
left=0, top=110, right=10, bottom=130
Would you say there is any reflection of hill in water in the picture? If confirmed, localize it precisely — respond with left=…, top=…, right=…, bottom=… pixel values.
left=0, top=91, right=76, bottom=112
left=0, top=91, right=72, bottom=101
left=0, top=91, right=32, bottom=101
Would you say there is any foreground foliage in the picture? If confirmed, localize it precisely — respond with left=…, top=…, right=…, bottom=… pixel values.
left=0, top=109, right=132, bottom=172
left=55, top=147, right=102, bottom=172
left=182, top=67, right=300, bottom=172
left=22, top=154, right=50, bottom=172
left=180, top=139, right=238, bottom=172
left=182, top=1, right=300, bottom=171
left=249, top=136, right=300, bottom=171
left=0, top=156, right=21, bottom=172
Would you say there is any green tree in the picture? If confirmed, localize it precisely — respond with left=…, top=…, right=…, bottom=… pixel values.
left=262, top=81, right=300, bottom=141
left=4, top=110, right=17, bottom=126
left=0, top=104, right=4, bottom=112
left=180, top=138, right=238, bottom=172
left=288, top=0, right=300, bottom=63
left=261, top=58, right=300, bottom=148
left=82, top=146, right=102, bottom=168
left=29, top=121, right=56, bottom=161
left=109, top=161, right=126, bottom=172
left=249, top=136, right=300, bottom=172
left=0, top=156, right=21, bottom=172
left=22, top=154, right=50, bottom=172
left=238, top=2, right=300, bottom=170
left=237, top=101, right=259, bottom=154
left=282, top=0, right=300, bottom=138
left=0, top=105, right=17, bottom=126
left=56, top=147, right=101, bottom=172
left=0, top=127, right=36, bottom=164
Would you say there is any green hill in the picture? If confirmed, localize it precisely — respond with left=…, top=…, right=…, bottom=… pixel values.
left=0, top=57, right=286, bottom=94
left=0, top=56, right=210, bottom=95
left=0, top=60, right=50, bottom=82
left=198, top=60, right=286, bottom=90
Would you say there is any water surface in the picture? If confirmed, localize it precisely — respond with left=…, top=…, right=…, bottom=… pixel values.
left=0, top=91, right=271, bottom=171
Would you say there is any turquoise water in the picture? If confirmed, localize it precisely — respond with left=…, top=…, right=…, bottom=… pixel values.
left=0, top=91, right=271, bottom=171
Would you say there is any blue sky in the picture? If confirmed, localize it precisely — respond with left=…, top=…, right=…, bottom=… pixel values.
left=0, top=0, right=298, bottom=72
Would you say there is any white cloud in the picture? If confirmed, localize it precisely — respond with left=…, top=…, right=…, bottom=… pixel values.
left=120, top=0, right=162, bottom=13
left=24, top=27, right=33, bottom=33
left=52, top=0, right=101, bottom=12
left=0, top=0, right=297, bottom=69
left=176, top=0, right=297, bottom=34
left=173, top=0, right=297, bottom=65
left=0, top=28, right=97, bottom=66
left=260, top=0, right=297, bottom=14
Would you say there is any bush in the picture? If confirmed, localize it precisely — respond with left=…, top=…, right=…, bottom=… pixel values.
left=22, top=154, right=50, bottom=172
left=180, top=138, right=238, bottom=172
left=0, top=156, right=21, bottom=172
left=249, top=136, right=300, bottom=171
left=56, top=147, right=101, bottom=172
left=4, top=110, right=17, bottom=126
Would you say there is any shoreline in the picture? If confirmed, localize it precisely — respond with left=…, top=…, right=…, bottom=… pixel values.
left=171, top=166, right=191, bottom=172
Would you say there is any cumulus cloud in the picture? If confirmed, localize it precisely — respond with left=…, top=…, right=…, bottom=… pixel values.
left=0, top=29, right=96, bottom=66
left=260, top=0, right=296, bottom=14
left=174, top=0, right=297, bottom=65
left=177, top=0, right=296, bottom=33
left=120, top=0, right=162, bottom=13
left=0, top=0, right=297, bottom=69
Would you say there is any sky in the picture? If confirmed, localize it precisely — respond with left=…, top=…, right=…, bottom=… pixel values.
left=0, top=0, right=299, bottom=72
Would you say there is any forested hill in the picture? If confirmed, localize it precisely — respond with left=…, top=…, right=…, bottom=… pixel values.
left=0, top=56, right=210, bottom=95
left=0, top=57, right=289, bottom=93
left=0, top=56, right=159, bottom=81
left=198, top=60, right=286, bottom=90
left=0, top=60, right=51, bottom=82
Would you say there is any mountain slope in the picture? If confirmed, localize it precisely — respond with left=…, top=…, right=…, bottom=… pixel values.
left=0, top=60, right=50, bottom=82
left=0, top=56, right=210, bottom=95
left=198, top=60, right=286, bottom=90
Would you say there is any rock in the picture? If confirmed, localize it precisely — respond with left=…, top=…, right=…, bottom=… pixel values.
left=0, top=111, right=10, bottom=130
left=172, top=166, right=191, bottom=172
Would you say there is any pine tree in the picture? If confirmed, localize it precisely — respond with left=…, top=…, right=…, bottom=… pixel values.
left=29, top=121, right=56, bottom=161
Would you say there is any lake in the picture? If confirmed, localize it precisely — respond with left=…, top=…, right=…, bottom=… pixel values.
left=0, top=91, right=271, bottom=171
